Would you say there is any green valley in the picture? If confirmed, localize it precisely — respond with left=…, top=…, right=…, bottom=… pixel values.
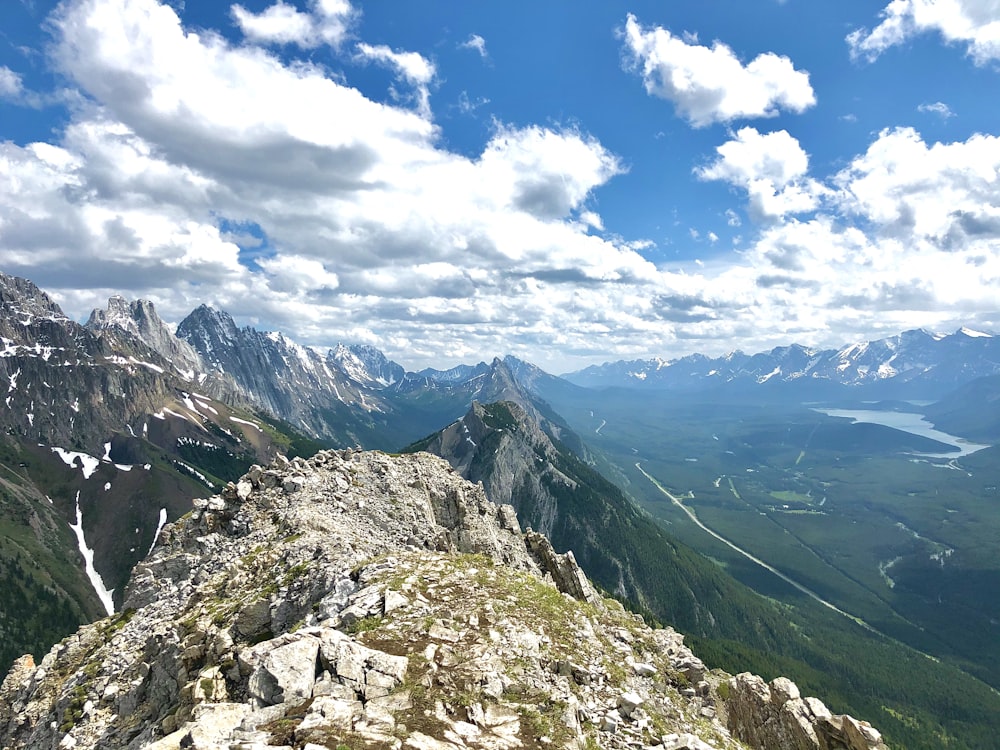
left=543, top=390, right=1000, bottom=694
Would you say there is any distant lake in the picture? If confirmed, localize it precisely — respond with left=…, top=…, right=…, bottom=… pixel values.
left=813, top=408, right=990, bottom=458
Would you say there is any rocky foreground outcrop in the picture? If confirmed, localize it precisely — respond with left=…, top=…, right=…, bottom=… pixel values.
left=0, top=450, right=886, bottom=750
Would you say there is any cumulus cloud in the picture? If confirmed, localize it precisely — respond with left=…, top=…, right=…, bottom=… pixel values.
left=478, top=124, right=623, bottom=221
left=833, top=126, right=1000, bottom=247
left=621, top=14, right=815, bottom=127
left=231, top=0, right=356, bottom=48
left=5, top=0, right=1000, bottom=370
left=697, top=128, right=826, bottom=220
left=848, top=0, right=1000, bottom=64
left=679, top=124, right=1000, bottom=351
left=0, top=0, right=677, bottom=370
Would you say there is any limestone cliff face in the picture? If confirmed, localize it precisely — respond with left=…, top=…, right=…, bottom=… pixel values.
left=176, top=305, right=397, bottom=445
left=0, top=449, right=885, bottom=750
left=0, top=275, right=180, bottom=453
left=86, top=297, right=203, bottom=379
left=414, top=401, right=568, bottom=539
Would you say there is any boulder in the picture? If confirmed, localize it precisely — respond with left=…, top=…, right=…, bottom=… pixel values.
left=247, top=635, right=320, bottom=707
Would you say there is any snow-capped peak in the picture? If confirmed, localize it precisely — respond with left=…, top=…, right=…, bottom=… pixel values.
left=958, top=326, right=993, bottom=338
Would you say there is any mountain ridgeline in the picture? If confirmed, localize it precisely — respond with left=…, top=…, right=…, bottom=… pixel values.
left=408, top=400, right=1000, bottom=749
left=3, top=271, right=1000, bottom=748
left=0, top=277, right=323, bottom=672
left=407, top=400, right=774, bottom=635
left=564, top=327, right=1000, bottom=400
left=0, top=450, right=888, bottom=750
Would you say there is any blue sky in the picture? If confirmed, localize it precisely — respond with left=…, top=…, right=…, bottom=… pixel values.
left=2, top=0, right=1000, bottom=371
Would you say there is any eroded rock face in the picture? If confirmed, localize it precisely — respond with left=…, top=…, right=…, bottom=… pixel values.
left=0, top=450, right=887, bottom=750
left=725, top=673, right=887, bottom=750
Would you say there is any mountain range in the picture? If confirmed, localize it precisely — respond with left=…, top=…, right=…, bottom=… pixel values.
left=564, top=327, right=1000, bottom=400
left=3, top=270, right=1000, bottom=748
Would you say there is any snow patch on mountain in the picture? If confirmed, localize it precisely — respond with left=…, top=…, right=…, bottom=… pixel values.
left=68, top=492, right=115, bottom=616
left=329, top=343, right=405, bottom=388
left=51, top=447, right=100, bottom=479
left=959, top=326, right=993, bottom=338
left=148, top=507, right=168, bottom=556
left=230, top=416, right=262, bottom=432
left=565, top=327, right=1000, bottom=394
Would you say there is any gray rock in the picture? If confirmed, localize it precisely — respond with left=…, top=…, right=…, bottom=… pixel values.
left=295, top=695, right=363, bottom=740
left=247, top=635, right=320, bottom=707
left=383, top=590, right=409, bottom=614
left=0, top=449, right=889, bottom=750
left=725, top=673, right=887, bottom=750
left=632, top=661, right=657, bottom=677
left=236, top=598, right=272, bottom=639
left=282, top=475, right=306, bottom=494
left=618, top=691, right=644, bottom=718
left=236, top=480, right=253, bottom=501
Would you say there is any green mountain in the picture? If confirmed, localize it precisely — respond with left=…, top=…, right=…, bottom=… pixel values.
left=410, top=399, right=1000, bottom=750
left=923, top=373, right=1000, bottom=441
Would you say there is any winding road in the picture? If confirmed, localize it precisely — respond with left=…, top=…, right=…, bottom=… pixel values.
left=635, top=461, right=877, bottom=632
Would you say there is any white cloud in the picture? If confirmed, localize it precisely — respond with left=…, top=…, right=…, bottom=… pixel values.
left=356, top=43, right=436, bottom=117
left=257, top=254, right=340, bottom=293
left=0, top=67, right=23, bottom=98
left=697, top=128, right=826, bottom=220
left=478, top=124, right=623, bottom=221
left=621, top=14, right=815, bottom=127
left=834, top=126, right=1000, bottom=248
left=7, top=0, right=1000, bottom=371
left=848, top=0, right=1000, bottom=64
left=231, top=2, right=313, bottom=46
left=918, top=101, right=955, bottom=118
left=460, top=34, right=488, bottom=58
left=231, top=0, right=355, bottom=48
left=0, top=0, right=671, bottom=371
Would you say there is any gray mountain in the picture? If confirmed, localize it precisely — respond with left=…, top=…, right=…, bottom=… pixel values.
left=328, top=343, right=405, bottom=389
left=0, top=449, right=886, bottom=750
left=0, top=275, right=314, bottom=673
left=410, top=400, right=695, bottom=597
left=1, top=276, right=180, bottom=452
left=922, top=373, right=1000, bottom=441
left=176, top=305, right=403, bottom=446
left=565, top=327, right=1000, bottom=399
left=86, top=296, right=203, bottom=378
left=416, top=360, right=492, bottom=384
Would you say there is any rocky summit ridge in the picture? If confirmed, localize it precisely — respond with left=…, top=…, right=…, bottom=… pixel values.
left=0, top=450, right=884, bottom=750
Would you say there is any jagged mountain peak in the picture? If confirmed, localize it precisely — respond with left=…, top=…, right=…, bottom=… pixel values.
left=565, top=326, right=1000, bottom=398
left=0, top=272, right=68, bottom=326
left=955, top=325, right=994, bottom=339
left=328, top=342, right=405, bottom=389
left=417, top=360, right=492, bottom=384
left=87, top=296, right=202, bottom=375
left=177, top=304, right=240, bottom=344
left=174, top=304, right=399, bottom=440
